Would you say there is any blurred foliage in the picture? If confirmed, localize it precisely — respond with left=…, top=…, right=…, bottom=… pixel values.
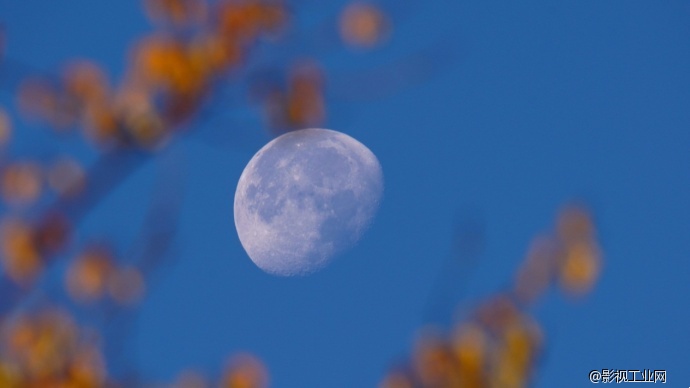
left=380, top=205, right=602, bottom=388
left=0, top=0, right=601, bottom=386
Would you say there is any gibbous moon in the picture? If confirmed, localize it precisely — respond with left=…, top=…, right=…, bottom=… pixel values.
left=234, top=128, right=383, bottom=276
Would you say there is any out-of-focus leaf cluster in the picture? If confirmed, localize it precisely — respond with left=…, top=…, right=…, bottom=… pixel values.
left=380, top=205, right=602, bottom=388
left=17, top=0, right=288, bottom=149
left=0, top=309, right=106, bottom=387
left=339, top=2, right=390, bottom=48
left=0, top=306, right=269, bottom=387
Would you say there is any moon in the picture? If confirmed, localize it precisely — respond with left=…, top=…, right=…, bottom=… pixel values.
left=234, top=128, right=383, bottom=276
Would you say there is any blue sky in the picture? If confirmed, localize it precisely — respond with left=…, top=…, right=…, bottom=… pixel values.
left=2, top=0, right=690, bottom=387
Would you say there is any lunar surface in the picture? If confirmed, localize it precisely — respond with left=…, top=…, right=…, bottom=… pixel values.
left=234, top=128, right=383, bottom=276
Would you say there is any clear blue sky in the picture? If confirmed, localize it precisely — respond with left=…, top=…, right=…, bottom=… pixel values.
left=2, top=0, right=690, bottom=387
